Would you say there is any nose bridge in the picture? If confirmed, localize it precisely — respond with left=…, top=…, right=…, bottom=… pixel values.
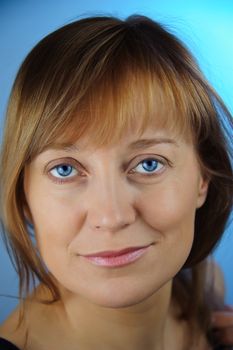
left=86, top=168, right=136, bottom=231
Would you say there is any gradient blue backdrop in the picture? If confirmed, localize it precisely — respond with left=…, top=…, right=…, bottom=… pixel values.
left=0, top=0, right=232, bottom=324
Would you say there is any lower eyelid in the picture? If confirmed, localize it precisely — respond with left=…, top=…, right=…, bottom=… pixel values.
left=48, top=171, right=81, bottom=185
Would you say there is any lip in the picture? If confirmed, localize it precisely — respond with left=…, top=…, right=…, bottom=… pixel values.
left=82, top=245, right=152, bottom=257
left=81, top=244, right=152, bottom=268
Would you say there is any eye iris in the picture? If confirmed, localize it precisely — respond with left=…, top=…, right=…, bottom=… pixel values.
left=57, top=165, right=72, bottom=176
left=142, top=159, right=158, bottom=172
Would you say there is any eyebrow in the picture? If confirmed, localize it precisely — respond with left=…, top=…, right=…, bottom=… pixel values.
left=46, top=137, right=178, bottom=153
left=128, top=138, right=178, bottom=150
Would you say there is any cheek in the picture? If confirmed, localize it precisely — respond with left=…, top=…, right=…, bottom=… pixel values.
left=26, top=187, right=85, bottom=262
left=138, top=180, right=198, bottom=240
left=134, top=181, right=198, bottom=278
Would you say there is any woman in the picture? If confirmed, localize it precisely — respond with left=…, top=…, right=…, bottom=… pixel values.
left=0, top=14, right=232, bottom=350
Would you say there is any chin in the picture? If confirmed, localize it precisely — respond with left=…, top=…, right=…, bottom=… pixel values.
left=92, top=293, right=148, bottom=309
left=80, top=278, right=170, bottom=309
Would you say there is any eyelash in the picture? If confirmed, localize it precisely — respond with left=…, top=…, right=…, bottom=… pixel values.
left=48, top=157, right=169, bottom=185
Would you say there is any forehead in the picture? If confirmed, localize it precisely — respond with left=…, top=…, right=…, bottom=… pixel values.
left=27, top=67, right=194, bottom=162
left=42, top=126, right=183, bottom=157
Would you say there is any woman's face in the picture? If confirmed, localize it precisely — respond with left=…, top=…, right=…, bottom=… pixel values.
left=24, top=126, right=208, bottom=307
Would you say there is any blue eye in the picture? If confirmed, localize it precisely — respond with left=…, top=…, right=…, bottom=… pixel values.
left=133, top=158, right=164, bottom=175
left=50, top=164, right=77, bottom=179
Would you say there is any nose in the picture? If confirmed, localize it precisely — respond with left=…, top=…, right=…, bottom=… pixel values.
left=85, top=178, right=137, bottom=233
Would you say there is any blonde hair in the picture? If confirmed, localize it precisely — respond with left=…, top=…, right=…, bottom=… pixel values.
left=0, top=15, right=232, bottom=342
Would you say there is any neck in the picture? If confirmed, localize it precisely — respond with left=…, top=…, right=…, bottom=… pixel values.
left=56, top=280, right=174, bottom=350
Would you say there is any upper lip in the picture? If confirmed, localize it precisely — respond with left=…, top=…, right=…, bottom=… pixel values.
left=82, top=244, right=152, bottom=258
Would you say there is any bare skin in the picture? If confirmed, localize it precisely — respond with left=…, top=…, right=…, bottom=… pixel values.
left=1, top=254, right=225, bottom=350
left=1, top=126, right=212, bottom=349
left=0, top=281, right=211, bottom=350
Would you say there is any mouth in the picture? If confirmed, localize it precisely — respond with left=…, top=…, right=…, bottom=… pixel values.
left=80, top=244, right=153, bottom=268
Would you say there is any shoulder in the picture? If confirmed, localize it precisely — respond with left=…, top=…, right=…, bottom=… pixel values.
left=0, top=284, right=52, bottom=350
left=0, top=306, right=27, bottom=350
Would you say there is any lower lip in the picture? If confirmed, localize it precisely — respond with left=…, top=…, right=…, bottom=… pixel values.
left=82, top=246, right=151, bottom=267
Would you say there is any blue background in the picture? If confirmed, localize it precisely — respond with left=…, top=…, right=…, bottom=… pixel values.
left=0, top=0, right=232, bottom=323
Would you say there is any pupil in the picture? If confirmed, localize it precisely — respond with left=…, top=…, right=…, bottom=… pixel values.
left=142, top=159, right=158, bottom=171
left=58, top=165, right=72, bottom=176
